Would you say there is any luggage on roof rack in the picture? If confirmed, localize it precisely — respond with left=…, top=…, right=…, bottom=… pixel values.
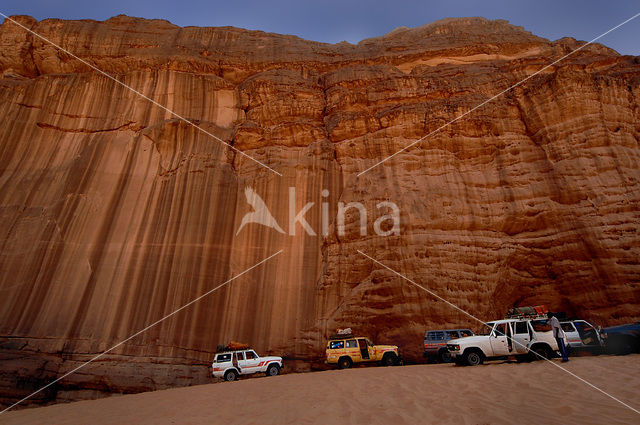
left=329, top=328, right=354, bottom=340
left=216, top=341, right=251, bottom=352
left=505, top=305, right=550, bottom=319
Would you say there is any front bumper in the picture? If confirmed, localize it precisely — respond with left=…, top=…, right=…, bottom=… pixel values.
left=446, top=344, right=462, bottom=357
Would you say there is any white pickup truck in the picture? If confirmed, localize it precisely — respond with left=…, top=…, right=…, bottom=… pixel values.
left=212, top=349, right=283, bottom=381
left=447, top=318, right=559, bottom=366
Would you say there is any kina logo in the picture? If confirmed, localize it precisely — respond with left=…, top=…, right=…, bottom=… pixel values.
left=236, top=186, right=401, bottom=237
left=236, top=187, right=286, bottom=235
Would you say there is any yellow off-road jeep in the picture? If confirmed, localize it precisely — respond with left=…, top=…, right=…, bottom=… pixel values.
left=326, top=333, right=401, bottom=369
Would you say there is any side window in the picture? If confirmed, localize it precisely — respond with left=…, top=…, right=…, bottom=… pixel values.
left=561, top=323, right=575, bottom=332
left=431, top=331, right=445, bottom=341
left=577, top=321, right=594, bottom=331
left=329, top=340, right=344, bottom=349
left=515, top=322, right=528, bottom=334
left=446, top=331, right=459, bottom=339
left=494, top=324, right=507, bottom=337
left=459, top=330, right=473, bottom=337
left=532, top=320, right=552, bottom=332
left=216, top=353, right=231, bottom=363
left=346, top=339, right=357, bottom=348
left=245, top=351, right=256, bottom=360
left=236, top=352, right=244, bottom=361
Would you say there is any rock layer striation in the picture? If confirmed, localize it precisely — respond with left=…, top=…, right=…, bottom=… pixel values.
left=1, top=15, right=639, bottom=407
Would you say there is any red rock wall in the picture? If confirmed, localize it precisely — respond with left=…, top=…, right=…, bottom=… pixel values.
left=0, top=15, right=639, bottom=407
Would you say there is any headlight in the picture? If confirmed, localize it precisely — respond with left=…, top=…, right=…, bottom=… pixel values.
left=448, top=344, right=460, bottom=351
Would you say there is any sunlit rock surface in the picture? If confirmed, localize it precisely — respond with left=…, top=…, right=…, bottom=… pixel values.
left=0, top=15, right=639, bottom=407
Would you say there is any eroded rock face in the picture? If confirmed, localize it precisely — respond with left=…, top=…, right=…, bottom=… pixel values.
left=0, top=15, right=639, bottom=407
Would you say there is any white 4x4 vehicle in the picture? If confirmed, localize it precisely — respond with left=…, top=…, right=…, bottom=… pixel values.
left=447, top=319, right=559, bottom=366
left=212, top=349, right=283, bottom=381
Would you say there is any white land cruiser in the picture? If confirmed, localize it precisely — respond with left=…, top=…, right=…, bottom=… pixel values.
left=447, top=319, right=559, bottom=366
left=212, top=349, right=283, bottom=381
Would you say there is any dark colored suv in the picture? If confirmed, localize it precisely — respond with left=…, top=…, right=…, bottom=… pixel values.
left=423, top=329, right=474, bottom=362
left=602, top=320, right=640, bottom=354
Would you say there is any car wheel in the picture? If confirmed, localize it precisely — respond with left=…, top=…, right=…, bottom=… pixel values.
left=266, top=364, right=280, bottom=376
left=338, top=356, right=352, bottom=369
left=530, top=345, right=550, bottom=361
left=464, top=350, right=482, bottom=366
left=224, top=369, right=239, bottom=382
left=438, top=349, right=452, bottom=363
left=382, top=353, right=397, bottom=366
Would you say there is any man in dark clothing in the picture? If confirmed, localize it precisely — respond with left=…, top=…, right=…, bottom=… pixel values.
left=549, top=313, right=569, bottom=362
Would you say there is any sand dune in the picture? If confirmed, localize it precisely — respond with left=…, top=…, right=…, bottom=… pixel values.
left=3, top=355, right=639, bottom=424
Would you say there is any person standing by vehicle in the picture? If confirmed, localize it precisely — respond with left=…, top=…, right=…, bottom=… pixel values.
left=232, top=352, right=242, bottom=372
left=549, top=313, right=569, bottom=362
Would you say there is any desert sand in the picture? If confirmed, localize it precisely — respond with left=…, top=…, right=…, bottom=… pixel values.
left=2, top=14, right=640, bottom=404
left=2, top=355, right=639, bottom=425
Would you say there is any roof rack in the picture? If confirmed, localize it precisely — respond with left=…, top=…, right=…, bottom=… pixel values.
left=505, top=305, right=550, bottom=320
left=329, top=328, right=354, bottom=340
left=216, top=342, right=251, bottom=352
left=329, top=333, right=354, bottom=340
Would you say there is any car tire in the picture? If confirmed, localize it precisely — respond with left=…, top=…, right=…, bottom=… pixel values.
left=266, top=364, right=280, bottom=376
left=530, top=345, right=550, bottom=361
left=438, top=349, right=452, bottom=363
left=463, top=350, right=483, bottom=366
left=338, top=356, right=352, bottom=369
left=224, top=369, right=239, bottom=382
left=382, top=353, right=397, bottom=366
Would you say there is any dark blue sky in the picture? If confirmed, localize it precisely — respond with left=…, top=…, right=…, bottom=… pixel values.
left=2, top=0, right=639, bottom=55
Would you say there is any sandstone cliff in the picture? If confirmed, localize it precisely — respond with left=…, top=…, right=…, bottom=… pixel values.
left=0, top=15, right=639, bottom=407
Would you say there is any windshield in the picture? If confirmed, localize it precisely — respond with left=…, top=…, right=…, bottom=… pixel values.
left=477, top=322, right=495, bottom=335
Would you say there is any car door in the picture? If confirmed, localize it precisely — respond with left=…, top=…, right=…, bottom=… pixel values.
left=513, top=321, right=531, bottom=354
left=561, top=322, right=581, bottom=348
left=574, top=321, right=599, bottom=347
left=489, top=323, right=512, bottom=355
left=241, top=350, right=261, bottom=373
left=233, top=351, right=245, bottom=373
left=345, top=339, right=360, bottom=361
left=366, top=339, right=375, bottom=359
left=357, top=338, right=370, bottom=360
